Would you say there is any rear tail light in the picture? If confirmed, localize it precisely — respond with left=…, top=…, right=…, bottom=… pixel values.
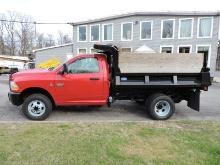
left=203, top=86, right=208, bottom=91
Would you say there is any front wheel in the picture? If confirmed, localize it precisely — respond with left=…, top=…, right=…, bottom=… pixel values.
left=22, top=94, right=52, bottom=120
left=146, top=93, right=175, bottom=120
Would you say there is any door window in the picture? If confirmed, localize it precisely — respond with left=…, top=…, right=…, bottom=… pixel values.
left=67, top=58, right=99, bottom=74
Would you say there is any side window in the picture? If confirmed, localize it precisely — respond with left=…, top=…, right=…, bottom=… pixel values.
left=67, top=58, right=99, bottom=74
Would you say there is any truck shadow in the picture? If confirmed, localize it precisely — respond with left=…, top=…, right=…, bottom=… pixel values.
left=54, top=105, right=104, bottom=112
left=53, top=101, right=148, bottom=118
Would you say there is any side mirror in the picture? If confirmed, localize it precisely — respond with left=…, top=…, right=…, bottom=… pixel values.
left=59, top=63, right=68, bottom=75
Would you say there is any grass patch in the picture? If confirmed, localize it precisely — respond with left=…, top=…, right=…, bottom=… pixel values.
left=0, top=121, right=219, bottom=165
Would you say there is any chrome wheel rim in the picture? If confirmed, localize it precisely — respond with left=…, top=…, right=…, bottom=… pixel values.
left=28, top=100, right=46, bottom=117
left=154, top=100, right=170, bottom=117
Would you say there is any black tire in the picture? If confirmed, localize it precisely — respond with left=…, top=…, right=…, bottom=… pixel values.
left=146, top=93, right=175, bottom=120
left=22, top=94, right=52, bottom=120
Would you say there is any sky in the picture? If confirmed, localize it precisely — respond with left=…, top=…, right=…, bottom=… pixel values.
left=0, top=0, right=220, bottom=37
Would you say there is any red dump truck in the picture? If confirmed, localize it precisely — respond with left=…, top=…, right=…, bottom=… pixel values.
left=8, top=44, right=211, bottom=120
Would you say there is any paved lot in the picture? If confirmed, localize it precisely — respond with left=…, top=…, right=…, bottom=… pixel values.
left=0, top=75, right=220, bottom=122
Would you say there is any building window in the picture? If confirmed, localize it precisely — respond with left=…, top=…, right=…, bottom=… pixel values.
left=66, top=54, right=73, bottom=60
left=196, top=45, right=211, bottom=66
left=90, top=24, right=100, bottom=41
left=121, top=48, right=132, bottom=53
left=90, top=48, right=98, bottom=54
left=78, top=25, right=87, bottom=42
left=78, top=48, right=87, bottom=54
left=160, top=46, right=173, bottom=53
left=140, top=21, right=152, bottom=40
left=178, top=46, right=191, bottom=53
left=121, top=22, right=133, bottom=41
left=179, top=18, right=193, bottom=39
left=161, top=19, right=175, bottom=39
left=103, top=24, right=113, bottom=41
left=198, top=17, right=213, bottom=38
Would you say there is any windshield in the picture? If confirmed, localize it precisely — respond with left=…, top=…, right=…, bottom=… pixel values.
left=50, top=63, right=63, bottom=71
left=53, top=57, right=72, bottom=71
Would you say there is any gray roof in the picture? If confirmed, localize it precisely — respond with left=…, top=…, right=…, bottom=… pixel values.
left=33, top=43, right=73, bottom=53
left=70, top=11, right=220, bottom=26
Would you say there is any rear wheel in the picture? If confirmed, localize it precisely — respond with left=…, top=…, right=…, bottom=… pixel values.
left=146, top=93, right=175, bottom=120
left=22, top=94, right=52, bottom=120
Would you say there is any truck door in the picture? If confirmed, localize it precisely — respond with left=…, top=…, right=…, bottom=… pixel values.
left=55, top=57, right=104, bottom=104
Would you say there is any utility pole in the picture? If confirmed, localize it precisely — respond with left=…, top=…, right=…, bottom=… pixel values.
left=34, top=21, right=37, bottom=48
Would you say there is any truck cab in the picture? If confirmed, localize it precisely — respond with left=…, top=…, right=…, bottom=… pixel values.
left=53, top=54, right=109, bottom=105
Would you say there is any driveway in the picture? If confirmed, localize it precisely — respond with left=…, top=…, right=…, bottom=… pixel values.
left=1, top=75, right=220, bottom=122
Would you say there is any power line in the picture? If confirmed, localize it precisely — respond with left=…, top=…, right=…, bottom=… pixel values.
left=37, top=22, right=70, bottom=25
left=0, top=19, right=32, bottom=24
left=0, top=40, right=59, bottom=43
left=0, top=19, right=69, bottom=25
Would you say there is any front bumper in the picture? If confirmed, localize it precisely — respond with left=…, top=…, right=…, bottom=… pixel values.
left=8, top=92, right=22, bottom=106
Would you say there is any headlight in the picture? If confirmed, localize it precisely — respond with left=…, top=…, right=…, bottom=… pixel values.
left=10, top=81, right=19, bottom=91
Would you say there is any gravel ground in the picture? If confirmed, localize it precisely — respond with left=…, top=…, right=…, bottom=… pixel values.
left=1, top=74, right=220, bottom=122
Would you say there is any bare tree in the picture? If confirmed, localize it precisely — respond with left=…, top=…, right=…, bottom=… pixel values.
left=57, top=30, right=64, bottom=45
left=35, top=33, right=58, bottom=49
left=4, top=11, right=18, bottom=55
left=16, top=14, right=35, bottom=55
left=57, top=30, right=72, bottom=45
left=0, top=14, right=6, bottom=54
left=1, top=11, right=71, bottom=55
left=35, top=32, right=45, bottom=48
left=45, top=34, right=55, bottom=47
left=0, top=12, right=35, bottom=56
left=63, top=34, right=72, bottom=44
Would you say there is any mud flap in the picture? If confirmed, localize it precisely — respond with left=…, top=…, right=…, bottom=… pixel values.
left=187, top=89, right=200, bottom=111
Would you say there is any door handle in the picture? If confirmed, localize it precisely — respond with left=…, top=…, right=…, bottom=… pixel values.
left=90, top=77, right=100, bottom=80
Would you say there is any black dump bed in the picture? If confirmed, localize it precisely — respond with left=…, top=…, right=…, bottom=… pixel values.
left=94, top=44, right=211, bottom=89
left=94, top=44, right=212, bottom=111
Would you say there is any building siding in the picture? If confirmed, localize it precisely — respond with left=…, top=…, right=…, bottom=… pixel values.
left=72, top=15, right=219, bottom=76
left=35, top=44, right=73, bottom=66
left=216, top=45, right=220, bottom=71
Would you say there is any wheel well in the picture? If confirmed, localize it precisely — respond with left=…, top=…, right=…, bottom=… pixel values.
left=21, top=87, right=55, bottom=107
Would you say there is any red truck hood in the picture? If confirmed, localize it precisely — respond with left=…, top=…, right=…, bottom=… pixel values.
left=11, top=69, right=54, bottom=79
